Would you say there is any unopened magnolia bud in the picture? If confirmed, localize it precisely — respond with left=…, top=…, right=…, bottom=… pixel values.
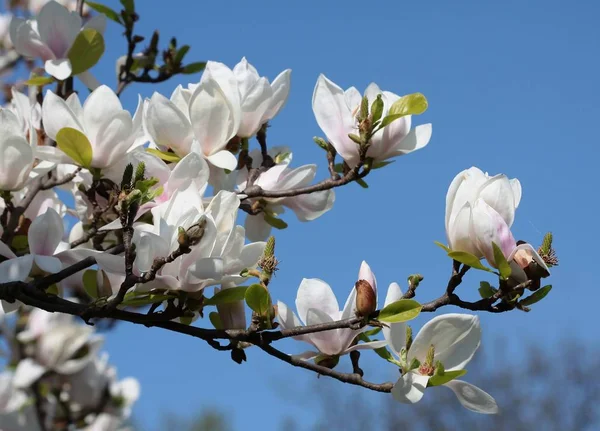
left=370, top=94, right=384, bottom=123
left=359, top=95, right=369, bottom=122
left=348, top=133, right=362, bottom=145
left=408, top=274, right=424, bottom=289
left=185, top=218, right=207, bottom=247
left=355, top=279, right=376, bottom=317
left=313, top=136, right=329, bottom=151
left=315, top=354, right=340, bottom=369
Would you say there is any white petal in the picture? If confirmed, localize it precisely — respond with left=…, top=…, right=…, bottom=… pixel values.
left=41, top=90, right=84, bottom=140
left=284, top=189, right=335, bottom=222
left=82, top=85, right=124, bottom=144
left=206, top=150, right=238, bottom=170
left=237, top=77, right=273, bottom=137
left=244, top=214, right=272, bottom=242
left=295, top=278, right=339, bottom=324
left=409, top=313, right=481, bottom=371
left=444, top=380, right=499, bottom=414
left=264, top=69, right=291, bottom=121
left=82, top=14, right=106, bottom=34
left=391, top=372, right=429, bottom=404
left=28, top=208, right=63, bottom=255
left=37, top=0, right=81, bottom=57
left=382, top=282, right=407, bottom=356
left=13, top=358, right=46, bottom=388
left=0, top=134, right=34, bottom=191
left=345, top=339, right=388, bottom=352
left=144, top=92, right=194, bottom=156
left=477, top=174, right=517, bottom=228
left=33, top=255, right=62, bottom=274
left=0, top=255, right=33, bottom=282
left=44, top=58, right=72, bottom=80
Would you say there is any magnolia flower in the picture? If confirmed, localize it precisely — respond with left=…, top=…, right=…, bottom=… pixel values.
left=224, top=147, right=334, bottom=241
left=384, top=289, right=498, bottom=414
left=277, top=270, right=386, bottom=361
left=14, top=323, right=104, bottom=387
left=229, top=57, right=291, bottom=137
left=445, top=166, right=521, bottom=257
left=28, top=208, right=64, bottom=274
left=144, top=79, right=239, bottom=170
left=312, top=74, right=432, bottom=167
left=17, top=308, right=73, bottom=343
left=10, top=87, right=42, bottom=132
left=10, top=1, right=105, bottom=84
left=0, top=13, right=12, bottom=49
left=40, top=86, right=143, bottom=169
left=0, top=108, right=36, bottom=191
left=0, top=372, right=40, bottom=430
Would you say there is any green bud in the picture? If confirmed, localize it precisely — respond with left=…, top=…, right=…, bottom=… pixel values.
left=405, top=326, right=413, bottom=351
left=313, top=137, right=329, bottom=151
left=121, top=163, right=134, bottom=190
left=408, top=274, right=424, bottom=289
left=348, top=133, right=362, bottom=145
left=539, top=232, right=553, bottom=255
left=370, top=94, right=384, bottom=123
left=177, top=226, right=188, bottom=248
left=434, top=360, right=445, bottom=376
left=359, top=95, right=369, bottom=121
left=425, top=345, right=435, bottom=368
left=134, top=162, right=146, bottom=184
left=264, top=236, right=275, bottom=257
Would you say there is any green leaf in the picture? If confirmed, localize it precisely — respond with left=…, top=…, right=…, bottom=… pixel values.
left=85, top=1, right=122, bottom=23
left=434, top=241, right=451, bottom=253
left=363, top=327, right=382, bottom=337
left=245, top=283, right=271, bottom=316
left=120, top=0, right=134, bottom=13
left=428, top=369, right=467, bottom=387
left=492, top=242, right=512, bottom=279
left=24, top=76, right=55, bottom=86
left=182, top=62, right=207, bottom=74
left=359, top=333, right=402, bottom=366
left=478, top=281, right=498, bottom=299
left=56, top=127, right=93, bottom=168
left=68, top=28, right=105, bottom=76
left=174, top=45, right=190, bottom=64
left=333, top=163, right=344, bottom=174
left=355, top=178, right=369, bottom=188
left=370, top=95, right=384, bottom=123
left=209, top=312, right=223, bottom=329
left=519, top=285, right=552, bottom=307
left=204, top=286, right=248, bottom=306
left=378, top=299, right=422, bottom=323
left=380, top=93, right=428, bottom=127
left=146, top=148, right=181, bottom=163
left=46, top=284, right=59, bottom=296
left=82, top=269, right=98, bottom=299
left=447, top=251, right=492, bottom=272
left=180, top=315, right=193, bottom=325
left=264, top=213, right=288, bottom=230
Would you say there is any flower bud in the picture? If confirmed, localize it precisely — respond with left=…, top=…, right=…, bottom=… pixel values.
left=355, top=279, right=376, bottom=317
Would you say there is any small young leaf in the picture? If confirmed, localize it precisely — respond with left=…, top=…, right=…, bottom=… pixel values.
left=204, top=286, right=248, bottom=306
left=174, top=45, right=190, bottom=64
left=85, top=1, right=122, bottom=24
left=10, top=235, right=28, bottom=252
left=264, top=213, right=288, bottom=230
left=56, top=127, right=93, bottom=168
left=363, top=327, right=382, bottom=337
left=24, top=76, right=55, bottom=86
left=379, top=93, right=428, bottom=128
left=182, top=62, right=207, bottom=74
left=492, top=242, right=512, bottom=279
left=245, top=283, right=271, bottom=316
left=82, top=269, right=98, bottom=299
left=146, top=148, right=181, bottom=163
left=519, top=285, right=552, bottom=307
left=428, top=369, right=467, bottom=387
left=46, top=284, right=59, bottom=295
left=120, top=0, right=134, bottom=13
left=209, top=311, right=223, bottom=329
left=434, top=241, right=451, bottom=253
left=370, top=95, right=384, bottom=123
left=378, top=299, right=422, bottom=323
left=68, top=29, right=105, bottom=75
left=447, top=251, right=492, bottom=272
left=478, top=281, right=497, bottom=299
left=355, top=178, right=369, bottom=188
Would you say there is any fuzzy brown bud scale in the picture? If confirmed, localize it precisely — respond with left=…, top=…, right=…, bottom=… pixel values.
left=355, top=279, right=376, bottom=317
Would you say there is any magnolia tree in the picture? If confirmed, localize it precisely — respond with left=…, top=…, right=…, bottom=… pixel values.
left=0, top=0, right=558, bottom=429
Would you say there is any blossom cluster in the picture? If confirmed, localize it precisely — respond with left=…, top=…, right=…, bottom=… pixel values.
left=0, top=1, right=556, bottom=428
left=0, top=306, right=138, bottom=429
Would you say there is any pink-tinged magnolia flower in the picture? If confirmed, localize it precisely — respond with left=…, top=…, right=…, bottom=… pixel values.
left=386, top=303, right=499, bottom=414
left=40, top=86, right=143, bottom=169
left=10, top=0, right=105, bottom=84
left=232, top=147, right=334, bottom=242
left=312, top=74, right=432, bottom=167
left=276, top=272, right=386, bottom=359
left=445, top=167, right=522, bottom=257
left=28, top=207, right=64, bottom=274
left=0, top=108, right=36, bottom=191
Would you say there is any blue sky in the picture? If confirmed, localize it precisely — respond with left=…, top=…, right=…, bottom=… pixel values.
left=8, top=0, right=600, bottom=428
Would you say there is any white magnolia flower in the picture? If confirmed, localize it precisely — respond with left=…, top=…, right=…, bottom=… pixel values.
left=445, top=166, right=521, bottom=257
left=14, top=323, right=104, bottom=387
left=385, top=295, right=498, bottom=414
left=277, top=266, right=386, bottom=360
left=0, top=371, right=40, bottom=430
left=10, top=87, right=42, bottom=132
left=313, top=74, right=432, bottom=167
left=10, top=0, right=105, bottom=84
left=17, top=308, right=73, bottom=343
left=28, top=208, right=64, bottom=274
left=143, top=79, right=239, bottom=170
left=41, top=86, right=143, bottom=169
left=214, top=282, right=247, bottom=330
left=0, top=108, right=36, bottom=191
left=0, top=13, right=13, bottom=49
